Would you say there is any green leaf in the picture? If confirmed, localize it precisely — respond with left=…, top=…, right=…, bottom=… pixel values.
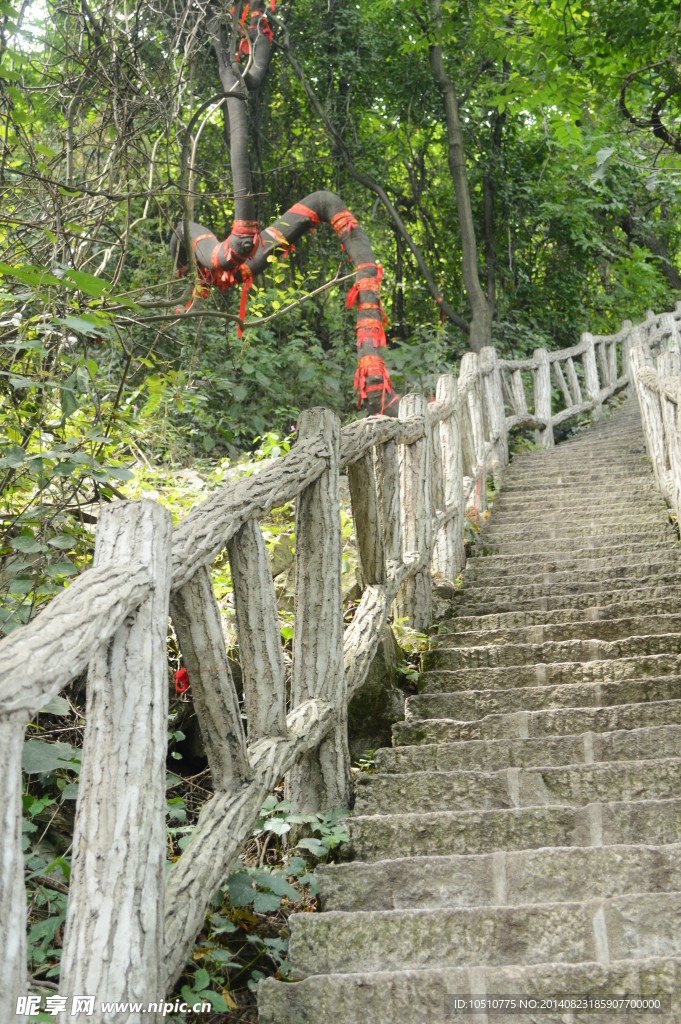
left=62, top=268, right=109, bottom=297
left=45, top=561, right=78, bottom=578
left=253, top=891, right=282, bottom=913
left=0, top=261, right=73, bottom=291
left=226, top=871, right=256, bottom=907
left=295, top=837, right=327, bottom=858
left=57, top=315, right=109, bottom=336
left=10, top=535, right=45, bottom=553
left=193, top=968, right=210, bottom=991
left=47, top=534, right=75, bottom=550
left=2, top=444, right=25, bottom=467
left=22, top=740, right=81, bottom=774
left=40, top=695, right=70, bottom=715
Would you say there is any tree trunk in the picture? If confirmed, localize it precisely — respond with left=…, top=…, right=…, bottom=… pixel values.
left=428, top=0, right=491, bottom=352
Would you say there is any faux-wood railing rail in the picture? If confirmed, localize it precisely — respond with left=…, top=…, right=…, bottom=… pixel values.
left=2, top=302, right=680, bottom=1022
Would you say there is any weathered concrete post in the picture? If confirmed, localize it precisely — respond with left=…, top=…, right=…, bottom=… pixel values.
left=479, top=345, right=509, bottom=482
left=582, top=332, right=601, bottom=418
left=60, top=500, right=173, bottom=1024
left=533, top=347, right=554, bottom=447
left=395, top=393, right=432, bottom=631
left=432, top=374, right=465, bottom=580
left=288, top=408, right=350, bottom=811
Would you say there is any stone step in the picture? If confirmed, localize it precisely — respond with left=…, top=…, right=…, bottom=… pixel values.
left=478, top=521, right=672, bottom=544
left=375, top=724, right=681, bottom=774
left=435, top=615, right=681, bottom=649
left=316, top=843, right=681, bottom=912
left=452, top=584, right=680, bottom=616
left=492, top=485, right=655, bottom=506
left=442, top=602, right=681, bottom=633
left=464, top=554, right=680, bottom=586
left=481, top=511, right=667, bottom=532
left=407, top=674, right=681, bottom=720
left=353, top=758, right=681, bottom=816
left=347, top=798, right=681, bottom=862
left=259, top=958, right=681, bottom=1024
left=453, top=569, right=681, bottom=603
left=425, top=633, right=681, bottom=672
left=424, top=652, right=681, bottom=694
left=451, top=575, right=681, bottom=613
left=421, top=653, right=681, bottom=692
left=393, top=699, right=681, bottom=746
left=472, top=536, right=676, bottom=559
left=499, top=471, right=655, bottom=487
left=285, top=893, right=681, bottom=976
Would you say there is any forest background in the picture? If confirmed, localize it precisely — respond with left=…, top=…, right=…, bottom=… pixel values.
left=1, top=0, right=680, bottom=632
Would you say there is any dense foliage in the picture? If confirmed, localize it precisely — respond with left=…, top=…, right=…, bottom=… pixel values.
left=1, top=0, right=680, bottom=631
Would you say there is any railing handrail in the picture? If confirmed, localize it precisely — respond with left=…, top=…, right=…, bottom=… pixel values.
left=3, top=300, right=681, bottom=1016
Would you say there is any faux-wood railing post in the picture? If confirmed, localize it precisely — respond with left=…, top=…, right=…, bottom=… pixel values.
left=533, top=348, right=554, bottom=447
left=459, top=352, right=488, bottom=514
left=374, top=437, right=402, bottom=590
left=630, top=346, right=669, bottom=496
left=657, top=351, right=681, bottom=519
left=60, top=500, right=172, bottom=1024
left=348, top=451, right=386, bottom=586
left=479, top=346, right=508, bottom=482
left=395, top=393, right=432, bottom=630
left=0, top=713, right=29, bottom=1021
left=582, top=332, right=601, bottom=416
left=227, top=520, right=288, bottom=741
left=288, top=408, right=350, bottom=811
left=433, top=374, right=465, bottom=580
left=170, top=566, right=251, bottom=788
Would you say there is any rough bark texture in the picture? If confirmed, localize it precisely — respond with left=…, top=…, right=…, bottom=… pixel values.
left=170, top=565, right=251, bottom=789
left=458, top=352, right=488, bottom=513
left=171, top=438, right=328, bottom=590
left=533, top=348, right=554, bottom=448
left=565, top=357, right=582, bottom=406
left=395, top=394, right=433, bottom=630
left=228, top=519, right=288, bottom=741
left=374, top=436, right=403, bottom=587
left=582, top=333, right=602, bottom=417
left=0, top=715, right=29, bottom=1022
left=0, top=561, right=149, bottom=715
left=432, top=375, right=465, bottom=581
left=509, top=368, right=529, bottom=416
left=479, top=346, right=508, bottom=482
left=59, top=501, right=173, bottom=1024
left=657, top=349, right=681, bottom=521
left=288, top=408, right=350, bottom=811
left=348, top=452, right=386, bottom=586
left=629, top=346, right=670, bottom=500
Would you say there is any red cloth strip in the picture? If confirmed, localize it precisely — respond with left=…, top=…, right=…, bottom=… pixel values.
left=355, top=262, right=383, bottom=284
left=192, top=232, right=217, bottom=251
left=330, top=209, right=359, bottom=238
left=355, top=318, right=386, bottom=348
left=353, top=354, right=393, bottom=413
left=290, top=202, right=322, bottom=225
left=345, top=277, right=381, bottom=309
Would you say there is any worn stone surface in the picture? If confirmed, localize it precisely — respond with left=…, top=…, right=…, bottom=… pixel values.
left=259, top=398, right=681, bottom=1023
left=260, top=959, right=681, bottom=1024
left=316, top=844, right=681, bottom=912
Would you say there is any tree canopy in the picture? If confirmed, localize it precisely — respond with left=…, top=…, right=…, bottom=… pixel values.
left=1, top=0, right=680, bottom=632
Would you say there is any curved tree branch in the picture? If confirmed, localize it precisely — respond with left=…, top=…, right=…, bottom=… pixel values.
left=276, top=30, right=470, bottom=336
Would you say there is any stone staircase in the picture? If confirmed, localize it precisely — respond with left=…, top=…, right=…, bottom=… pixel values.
left=259, top=399, right=681, bottom=1023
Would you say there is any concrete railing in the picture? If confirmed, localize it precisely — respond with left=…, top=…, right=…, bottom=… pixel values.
left=628, top=312, right=681, bottom=523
